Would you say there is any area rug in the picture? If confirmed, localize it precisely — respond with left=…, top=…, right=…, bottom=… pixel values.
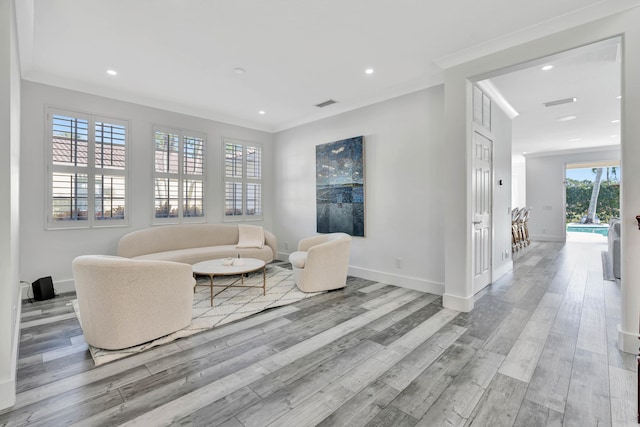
left=72, top=265, right=323, bottom=366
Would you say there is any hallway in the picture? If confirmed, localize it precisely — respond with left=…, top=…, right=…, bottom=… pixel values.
left=484, top=239, right=634, bottom=425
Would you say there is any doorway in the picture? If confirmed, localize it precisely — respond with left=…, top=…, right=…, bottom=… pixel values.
left=479, top=37, right=621, bottom=245
left=565, top=161, right=620, bottom=243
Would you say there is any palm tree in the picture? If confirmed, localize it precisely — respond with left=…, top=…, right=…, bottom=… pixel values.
left=606, top=166, right=618, bottom=182
left=585, top=167, right=604, bottom=223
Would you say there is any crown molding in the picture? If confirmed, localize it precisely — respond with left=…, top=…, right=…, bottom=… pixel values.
left=523, top=144, right=620, bottom=158
left=434, top=1, right=640, bottom=70
left=476, top=80, right=519, bottom=119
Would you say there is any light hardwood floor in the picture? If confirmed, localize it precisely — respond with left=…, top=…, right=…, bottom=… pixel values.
left=0, top=240, right=635, bottom=426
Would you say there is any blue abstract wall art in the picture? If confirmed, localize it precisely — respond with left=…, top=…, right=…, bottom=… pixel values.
left=316, top=136, right=365, bottom=237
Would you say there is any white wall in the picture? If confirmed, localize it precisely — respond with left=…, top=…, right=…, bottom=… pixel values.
left=491, top=105, right=513, bottom=280
left=442, top=80, right=514, bottom=311
left=0, top=0, right=22, bottom=411
left=512, top=155, right=526, bottom=208
left=525, top=148, right=620, bottom=242
left=20, top=81, right=275, bottom=294
left=274, top=87, right=446, bottom=294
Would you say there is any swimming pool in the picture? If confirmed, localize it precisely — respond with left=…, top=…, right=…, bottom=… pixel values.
left=566, top=224, right=609, bottom=236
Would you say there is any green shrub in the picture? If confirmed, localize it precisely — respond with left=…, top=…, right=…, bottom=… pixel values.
left=565, top=178, right=620, bottom=224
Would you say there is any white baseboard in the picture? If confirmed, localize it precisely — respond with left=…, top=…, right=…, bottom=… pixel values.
left=0, top=378, right=15, bottom=412
left=617, top=324, right=639, bottom=354
left=21, top=278, right=75, bottom=300
left=0, top=283, right=26, bottom=412
left=492, top=261, right=513, bottom=283
left=443, top=292, right=474, bottom=312
left=277, top=253, right=444, bottom=295
left=348, top=266, right=444, bottom=295
left=530, top=234, right=564, bottom=242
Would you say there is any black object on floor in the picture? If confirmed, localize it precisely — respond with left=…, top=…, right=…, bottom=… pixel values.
left=32, top=276, right=55, bottom=301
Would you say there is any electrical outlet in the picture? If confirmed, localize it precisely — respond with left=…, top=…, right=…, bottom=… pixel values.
left=395, top=257, right=402, bottom=269
left=284, top=242, right=289, bottom=251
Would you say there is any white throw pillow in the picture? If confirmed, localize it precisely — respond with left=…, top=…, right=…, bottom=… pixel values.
left=237, top=224, right=265, bottom=248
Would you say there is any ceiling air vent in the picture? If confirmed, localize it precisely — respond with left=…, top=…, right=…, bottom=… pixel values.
left=543, top=97, right=577, bottom=107
left=315, top=99, right=337, bottom=108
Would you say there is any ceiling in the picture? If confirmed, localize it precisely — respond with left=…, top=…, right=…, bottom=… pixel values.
left=14, top=0, right=640, bottom=133
left=487, top=37, right=621, bottom=157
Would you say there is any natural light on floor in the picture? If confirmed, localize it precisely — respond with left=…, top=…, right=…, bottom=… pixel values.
left=566, top=230, right=607, bottom=243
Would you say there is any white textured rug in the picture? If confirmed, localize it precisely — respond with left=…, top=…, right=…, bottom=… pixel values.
left=72, top=265, right=323, bottom=366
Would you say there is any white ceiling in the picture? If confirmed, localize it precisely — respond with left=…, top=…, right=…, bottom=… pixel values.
left=14, top=0, right=640, bottom=133
left=487, top=37, right=621, bottom=156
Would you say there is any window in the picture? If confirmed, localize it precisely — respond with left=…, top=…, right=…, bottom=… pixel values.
left=154, top=127, right=206, bottom=222
left=47, top=108, right=128, bottom=228
left=224, top=138, right=262, bottom=220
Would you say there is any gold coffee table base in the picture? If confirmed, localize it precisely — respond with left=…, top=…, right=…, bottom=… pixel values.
left=192, top=258, right=266, bottom=306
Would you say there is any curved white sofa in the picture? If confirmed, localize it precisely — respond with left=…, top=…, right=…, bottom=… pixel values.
left=117, top=223, right=277, bottom=264
left=288, top=233, right=352, bottom=292
left=72, top=255, right=195, bottom=350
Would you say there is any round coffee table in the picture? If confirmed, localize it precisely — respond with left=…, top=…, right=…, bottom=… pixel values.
left=192, top=258, right=266, bottom=306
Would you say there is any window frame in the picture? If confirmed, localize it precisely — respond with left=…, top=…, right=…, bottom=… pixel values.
left=45, top=106, right=129, bottom=230
left=222, top=137, right=263, bottom=222
left=152, top=125, right=207, bottom=224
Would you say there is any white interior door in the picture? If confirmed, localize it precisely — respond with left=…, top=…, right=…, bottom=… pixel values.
left=473, top=130, right=492, bottom=292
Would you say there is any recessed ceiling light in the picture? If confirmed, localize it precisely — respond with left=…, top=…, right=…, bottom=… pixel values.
left=557, top=115, right=577, bottom=122
left=258, top=110, right=266, bottom=115
left=617, top=95, right=622, bottom=99
left=365, top=68, right=374, bottom=75
left=568, top=138, right=581, bottom=142
left=611, top=134, right=618, bottom=138
left=611, top=119, right=620, bottom=123
left=234, top=67, right=246, bottom=75
left=541, top=65, right=554, bottom=71
left=106, top=69, right=118, bottom=76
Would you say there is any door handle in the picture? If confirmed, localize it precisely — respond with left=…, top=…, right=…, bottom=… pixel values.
left=473, top=221, right=482, bottom=225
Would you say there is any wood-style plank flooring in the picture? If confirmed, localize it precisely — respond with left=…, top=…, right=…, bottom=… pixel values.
left=0, top=240, right=635, bottom=426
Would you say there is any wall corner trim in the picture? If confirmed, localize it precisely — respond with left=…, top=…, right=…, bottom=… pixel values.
left=443, top=292, right=474, bottom=312
left=0, top=283, right=25, bottom=411
left=617, top=324, right=640, bottom=354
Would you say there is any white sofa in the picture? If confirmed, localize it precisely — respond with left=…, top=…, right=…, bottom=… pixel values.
left=72, top=255, right=195, bottom=350
left=117, top=223, right=277, bottom=264
left=608, top=217, right=621, bottom=279
left=288, top=233, right=352, bottom=292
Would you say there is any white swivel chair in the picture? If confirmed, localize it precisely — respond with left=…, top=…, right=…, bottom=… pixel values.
left=72, top=255, right=195, bottom=350
left=288, top=233, right=352, bottom=292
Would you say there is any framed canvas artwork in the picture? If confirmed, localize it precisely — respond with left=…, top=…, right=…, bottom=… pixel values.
left=316, top=136, right=365, bottom=236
